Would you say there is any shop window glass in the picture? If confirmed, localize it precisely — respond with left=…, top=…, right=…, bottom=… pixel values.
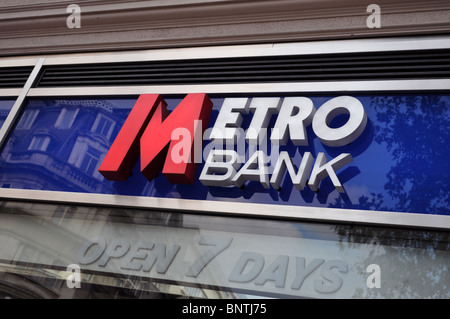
left=0, top=201, right=447, bottom=299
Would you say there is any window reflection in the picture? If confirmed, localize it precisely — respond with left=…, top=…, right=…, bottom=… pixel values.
left=28, top=135, right=51, bottom=151
left=91, top=113, right=115, bottom=140
left=55, top=108, right=79, bottom=129
left=0, top=98, right=135, bottom=193
left=0, top=201, right=448, bottom=299
left=16, top=108, right=39, bottom=129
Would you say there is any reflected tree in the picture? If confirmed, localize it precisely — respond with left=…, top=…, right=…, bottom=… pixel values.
left=370, top=95, right=449, bottom=214
left=330, top=94, right=450, bottom=214
left=328, top=95, right=450, bottom=298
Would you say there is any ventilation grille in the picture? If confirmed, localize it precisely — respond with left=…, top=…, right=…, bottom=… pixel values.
left=0, top=66, right=34, bottom=88
left=31, top=49, right=450, bottom=87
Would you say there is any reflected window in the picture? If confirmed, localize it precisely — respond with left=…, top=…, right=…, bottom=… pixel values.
left=17, top=109, right=39, bottom=129
left=28, top=135, right=50, bottom=152
left=55, top=108, right=79, bottom=129
left=92, top=114, right=115, bottom=139
left=80, top=146, right=102, bottom=176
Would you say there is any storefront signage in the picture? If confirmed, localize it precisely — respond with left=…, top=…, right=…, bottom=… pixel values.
left=99, top=94, right=367, bottom=194
left=0, top=93, right=447, bottom=216
left=0, top=212, right=448, bottom=298
left=77, top=235, right=350, bottom=296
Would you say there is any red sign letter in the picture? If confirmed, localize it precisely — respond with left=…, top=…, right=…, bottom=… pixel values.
left=98, top=93, right=213, bottom=184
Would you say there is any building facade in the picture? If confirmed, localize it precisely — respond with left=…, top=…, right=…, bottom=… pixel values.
left=0, top=0, right=449, bottom=299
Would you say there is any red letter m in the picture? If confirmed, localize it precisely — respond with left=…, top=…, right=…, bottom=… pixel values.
left=98, top=93, right=213, bottom=184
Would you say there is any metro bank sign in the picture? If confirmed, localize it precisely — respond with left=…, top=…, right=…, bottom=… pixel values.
left=98, top=93, right=367, bottom=194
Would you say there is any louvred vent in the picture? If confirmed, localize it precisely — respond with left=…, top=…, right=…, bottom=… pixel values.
left=34, top=49, right=450, bottom=87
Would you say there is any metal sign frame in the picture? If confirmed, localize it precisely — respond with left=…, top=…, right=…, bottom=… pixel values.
left=0, top=36, right=449, bottom=230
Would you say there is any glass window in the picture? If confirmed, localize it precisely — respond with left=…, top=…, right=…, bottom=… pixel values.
left=0, top=200, right=447, bottom=299
left=92, top=114, right=115, bottom=139
left=16, top=109, right=39, bottom=129
left=55, top=107, right=78, bottom=129
left=28, top=135, right=50, bottom=151
left=79, top=146, right=102, bottom=176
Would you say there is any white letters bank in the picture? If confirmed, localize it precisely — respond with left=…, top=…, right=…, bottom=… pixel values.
left=200, top=95, right=367, bottom=193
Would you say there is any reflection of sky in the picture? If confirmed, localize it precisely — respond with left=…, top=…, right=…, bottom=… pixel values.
left=0, top=94, right=448, bottom=216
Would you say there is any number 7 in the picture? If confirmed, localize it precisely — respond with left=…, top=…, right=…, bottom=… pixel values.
left=185, top=235, right=233, bottom=278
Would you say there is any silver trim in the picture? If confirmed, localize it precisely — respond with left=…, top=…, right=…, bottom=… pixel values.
left=28, top=35, right=450, bottom=65
left=0, top=89, right=22, bottom=96
left=0, top=58, right=45, bottom=148
left=1, top=188, right=449, bottom=230
left=27, top=79, right=450, bottom=96
left=0, top=58, right=40, bottom=68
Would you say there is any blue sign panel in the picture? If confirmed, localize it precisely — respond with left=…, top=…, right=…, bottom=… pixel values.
left=0, top=94, right=448, bottom=215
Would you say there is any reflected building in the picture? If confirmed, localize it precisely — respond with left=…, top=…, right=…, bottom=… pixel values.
left=0, top=99, right=125, bottom=193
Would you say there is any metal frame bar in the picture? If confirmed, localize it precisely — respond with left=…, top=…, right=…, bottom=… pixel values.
left=27, top=79, right=450, bottom=96
left=0, top=89, right=22, bottom=96
left=0, top=37, right=449, bottom=230
left=1, top=188, right=448, bottom=230
left=0, top=58, right=45, bottom=148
